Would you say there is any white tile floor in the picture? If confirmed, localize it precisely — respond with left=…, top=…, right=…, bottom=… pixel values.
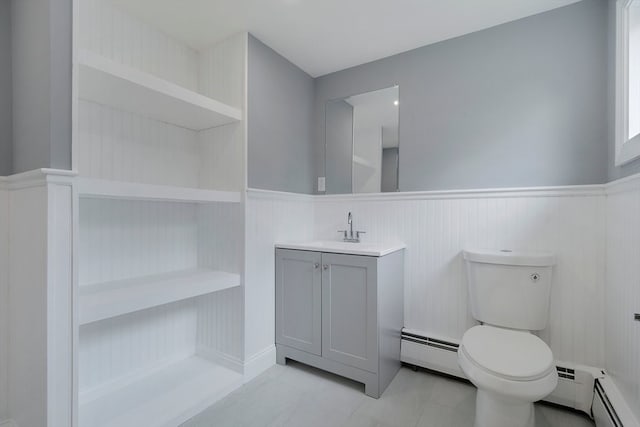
left=183, top=361, right=595, bottom=427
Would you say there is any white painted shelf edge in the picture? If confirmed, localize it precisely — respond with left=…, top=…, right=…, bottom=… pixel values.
left=76, top=178, right=242, bottom=204
left=79, top=356, right=243, bottom=427
left=78, top=49, right=242, bottom=130
left=79, top=269, right=241, bottom=325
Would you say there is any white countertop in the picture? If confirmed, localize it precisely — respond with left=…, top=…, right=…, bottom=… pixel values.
left=275, top=240, right=406, bottom=257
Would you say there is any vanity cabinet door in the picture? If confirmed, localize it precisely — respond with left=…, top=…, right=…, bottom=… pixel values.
left=321, top=253, right=378, bottom=372
left=276, top=249, right=322, bottom=355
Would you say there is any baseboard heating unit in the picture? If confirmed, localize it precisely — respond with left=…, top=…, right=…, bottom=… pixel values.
left=400, top=328, right=599, bottom=415
left=593, top=376, right=640, bottom=427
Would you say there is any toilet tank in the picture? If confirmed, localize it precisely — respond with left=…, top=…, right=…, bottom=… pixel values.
left=463, top=249, right=556, bottom=331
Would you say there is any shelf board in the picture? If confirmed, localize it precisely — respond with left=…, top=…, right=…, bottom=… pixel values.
left=76, top=178, right=242, bottom=204
left=78, top=49, right=242, bottom=130
left=79, top=269, right=241, bottom=325
left=79, top=356, right=243, bottom=427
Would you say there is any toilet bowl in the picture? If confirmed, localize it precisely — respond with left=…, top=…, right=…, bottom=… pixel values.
left=460, top=249, right=557, bottom=427
left=458, top=325, right=558, bottom=427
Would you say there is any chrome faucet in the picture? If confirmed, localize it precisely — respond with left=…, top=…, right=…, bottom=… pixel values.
left=338, top=212, right=366, bottom=243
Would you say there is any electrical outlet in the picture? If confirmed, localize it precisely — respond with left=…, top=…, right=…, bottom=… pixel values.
left=318, top=177, right=326, bottom=192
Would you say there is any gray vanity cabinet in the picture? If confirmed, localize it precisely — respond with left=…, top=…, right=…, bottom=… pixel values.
left=275, top=249, right=322, bottom=355
left=321, top=253, right=377, bottom=372
left=275, top=247, right=404, bottom=398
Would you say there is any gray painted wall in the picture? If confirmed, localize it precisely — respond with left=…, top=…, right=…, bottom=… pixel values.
left=314, top=0, right=609, bottom=192
left=325, top=100, right=353, bottom=193
left=248, top=35, right=315, bottom=194
left=11, top=0, right=72, bottom=174
left=0, top=0, right=11, bottom=176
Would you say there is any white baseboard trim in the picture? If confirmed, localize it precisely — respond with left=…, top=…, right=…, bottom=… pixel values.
left=243, top=345, right=276, bottom=383
left=197, top=347, right=244, bottom=374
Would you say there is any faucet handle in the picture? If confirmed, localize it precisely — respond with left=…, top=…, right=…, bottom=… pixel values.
left=337, top=230, right=348, bottom=239
left=356, top=231, right=366, bottom=239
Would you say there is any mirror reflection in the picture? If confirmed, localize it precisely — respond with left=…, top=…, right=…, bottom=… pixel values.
left=325, top=86, right=399, bottom=194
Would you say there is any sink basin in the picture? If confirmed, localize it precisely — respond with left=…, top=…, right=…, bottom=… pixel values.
left=275, top=240, right=405, bottom=257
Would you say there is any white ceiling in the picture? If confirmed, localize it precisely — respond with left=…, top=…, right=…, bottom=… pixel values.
left=111, top=0, right=584, bottom=77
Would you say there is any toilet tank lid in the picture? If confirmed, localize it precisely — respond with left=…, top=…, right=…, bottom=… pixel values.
left=463, top=249, right=556, bottom=267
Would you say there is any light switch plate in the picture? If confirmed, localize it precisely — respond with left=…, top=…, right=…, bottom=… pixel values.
left=318, top=177, right=326, bottom=192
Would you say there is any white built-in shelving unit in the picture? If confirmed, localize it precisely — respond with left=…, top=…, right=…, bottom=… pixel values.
left=80, top=356, right=242, bottom=427
left=79, top=269, right=241, bottom=325
left=74, top=0, right=247, bottom=425
left=78, top=49, right=242, bottom=131
left=76, top=178, right=242, bottom=204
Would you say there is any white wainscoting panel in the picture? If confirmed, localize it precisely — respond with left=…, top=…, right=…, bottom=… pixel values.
left=244, top=190, right=315, bottom=364
left=605, top=176, right=640, bottom=422
left=8, top=171, right=75, bottom=427
left=0, top=185, right=8, bottom=423
left=79, top=0, right=199, bottom=91
left=314, top=190, right=607, bottom=368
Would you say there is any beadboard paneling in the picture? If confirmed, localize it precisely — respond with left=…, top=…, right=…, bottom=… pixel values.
left=197, top=203, right=243, bottom=273
left=79, top=198, right=199, bottom=286
left=78, top=100, right=201, bottom=187
left=0, top=186, right=7, bottom=422
left=314, top=193, right=606, bottom=367
left=198, top=33, right=246, bottom=109
left=79, top=300, right=198, bottom=396
left=197, top=33, right=247, bottom=192
left=79, top=0, right=199, bottom=91
left=196, top=203, right=244, bottom=361
left=198, top=123, right=245, bottom=192
left=196, top=288, right=244, bottom=364
left=244, top=190, right=315, bottom=359
left=605, top=178, right=640, bottom=421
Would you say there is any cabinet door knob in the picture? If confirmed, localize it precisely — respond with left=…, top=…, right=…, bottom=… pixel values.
left=323, top=264, right=329, bottom=270
left=314, top=263, right=320, bottom=269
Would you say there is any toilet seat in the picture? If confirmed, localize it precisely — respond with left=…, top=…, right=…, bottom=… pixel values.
left=460, top=325, right=554, bottom=381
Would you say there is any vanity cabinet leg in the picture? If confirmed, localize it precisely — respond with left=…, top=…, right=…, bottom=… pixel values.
left=276, top=349, right=287, bottom=366
left=364, top=380, right=380, bottom=399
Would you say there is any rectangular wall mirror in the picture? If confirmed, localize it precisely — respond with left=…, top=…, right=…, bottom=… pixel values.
left=325, top=86, right=399, bottom=194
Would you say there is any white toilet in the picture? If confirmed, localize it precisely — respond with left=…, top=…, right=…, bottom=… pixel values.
left=458, top=249, right=558, bottom=427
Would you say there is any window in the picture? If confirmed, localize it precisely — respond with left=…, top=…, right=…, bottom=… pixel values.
left=615, top=0, right=640, bottom=165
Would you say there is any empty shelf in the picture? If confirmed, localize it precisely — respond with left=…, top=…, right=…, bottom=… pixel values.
left=76, top=178, right=242, bottom=204
left=79, top=356, right=243, bottom=427
left=78, top=49, right=242, bottom=130
left=79, top=269, right=241, bottom=325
